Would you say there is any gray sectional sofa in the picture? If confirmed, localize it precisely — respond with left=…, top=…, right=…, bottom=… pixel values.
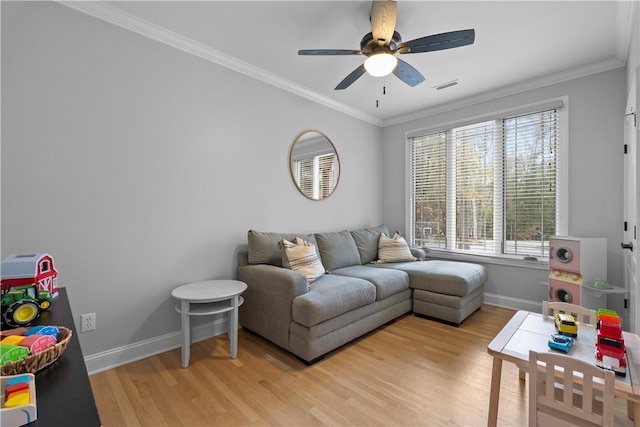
left=237, top=225, right=487, bottom=364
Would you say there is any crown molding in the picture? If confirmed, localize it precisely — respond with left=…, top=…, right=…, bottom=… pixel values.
left=57, top=1, right=633, bottom=130
left=57, top=1, right=383, bottom=127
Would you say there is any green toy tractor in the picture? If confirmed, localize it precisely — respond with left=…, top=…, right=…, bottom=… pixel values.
left=1, top=284, right=54, bottom=326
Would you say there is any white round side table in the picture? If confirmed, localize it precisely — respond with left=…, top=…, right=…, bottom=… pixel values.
left=171, top=279, right=247, bottom=368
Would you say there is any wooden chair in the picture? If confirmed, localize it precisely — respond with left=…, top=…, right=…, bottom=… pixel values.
left=528, top=350, right=615, bottom=426
left=542, top=300, right=597, bottom=325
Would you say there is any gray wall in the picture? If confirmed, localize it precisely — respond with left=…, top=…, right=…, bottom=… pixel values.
left=2, top=2, right=382, bottom=358
left=381, top=68, right=627, bottom=310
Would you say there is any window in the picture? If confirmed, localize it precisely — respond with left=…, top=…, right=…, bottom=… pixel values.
left=407, top=100, right=565, bottom=260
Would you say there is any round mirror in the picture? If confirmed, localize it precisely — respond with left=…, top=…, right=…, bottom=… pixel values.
left=290, top=130, right=340, bottom=200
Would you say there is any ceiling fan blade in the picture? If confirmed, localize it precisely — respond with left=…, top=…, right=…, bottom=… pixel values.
left=370, top=0, right=397, bottom=47
left=335, top=64, right=367, bottom=90
left=398, top=29, right=475, bottom=54
left=298, top=49, right=362, bottom=56
left=393, top=58, right=425, bottom=87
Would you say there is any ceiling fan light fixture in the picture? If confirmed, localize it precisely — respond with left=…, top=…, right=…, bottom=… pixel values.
left=364, top=52, right=398, bottom=77
left=298, top=1, right=475, bottom=90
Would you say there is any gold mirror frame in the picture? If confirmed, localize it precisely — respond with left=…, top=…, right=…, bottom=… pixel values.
left=289, top=130, right=340, bottom=201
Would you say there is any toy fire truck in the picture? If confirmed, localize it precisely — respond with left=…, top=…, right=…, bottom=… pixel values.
left=595, top=309, right=626, bottom=376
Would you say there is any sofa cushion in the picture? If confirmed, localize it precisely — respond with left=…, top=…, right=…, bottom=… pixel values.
left=413, top=286, right=484, bottom=310
left=413, top=287, right=484, bottom=325
left=292, top=274, right=376, bottom=327
left=278, top=237, right=325, bottom=282
left=350, top=225, right=389, bottom=264
left=390, top=260, right=486, bottom=297
left=248, top=230, right=316, bottom=266
left=377, top=232, right=417, bottom=263
left=331, top=265, right=410, bottom=300
left=289, top=290, right=412, bottom=341
left=314, top=230, right=361, bottom=271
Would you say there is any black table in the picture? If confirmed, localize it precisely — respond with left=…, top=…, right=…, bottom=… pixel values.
left=8, top=287, right=101, bottom=426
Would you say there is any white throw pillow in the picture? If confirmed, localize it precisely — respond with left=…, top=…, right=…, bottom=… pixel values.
left=278, top=237, right=325, bottom=282
left=377, top=232, right=417, bottom=263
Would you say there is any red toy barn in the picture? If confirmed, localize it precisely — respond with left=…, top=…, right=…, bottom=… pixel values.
left=1, top=253, right=59, bottom=297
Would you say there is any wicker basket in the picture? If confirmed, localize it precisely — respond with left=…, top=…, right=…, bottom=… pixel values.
left=1, top=326, right=72, bottom=375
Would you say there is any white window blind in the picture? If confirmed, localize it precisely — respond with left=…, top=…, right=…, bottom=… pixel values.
left=408, top=102, right=562, bottom=260
left=411, top=131, right=447, bottom=248
left=502, top=110, right=559, bottom=256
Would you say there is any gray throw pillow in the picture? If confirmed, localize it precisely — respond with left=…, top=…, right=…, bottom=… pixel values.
left=350, top=225, right=389, bottom=264
left=248, top=230, right=317, bottom=266
left=314, top=230, right=361, bottom=271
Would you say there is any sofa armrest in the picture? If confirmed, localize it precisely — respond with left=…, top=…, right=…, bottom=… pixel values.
left=237, top=259, right=308, bottom=350
left=410, top=247, right=427, bottom=260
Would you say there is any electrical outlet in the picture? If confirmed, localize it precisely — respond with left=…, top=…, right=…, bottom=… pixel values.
left=81, top=313, right=96, bottom=332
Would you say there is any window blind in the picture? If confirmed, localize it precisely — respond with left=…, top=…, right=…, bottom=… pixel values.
left=452, top=120, right=497, bottom=254
left=408, top=104, right=561, bottom=259
left=409, top=131, right=447, bottom=248
left=502, top=109, right=558, bottom=257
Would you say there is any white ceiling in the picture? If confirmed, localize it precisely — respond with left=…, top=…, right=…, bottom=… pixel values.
left=67, top=1, right=633, bottom=126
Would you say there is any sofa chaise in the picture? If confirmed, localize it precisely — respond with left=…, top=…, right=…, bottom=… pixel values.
left=237, top=225, right=487, bottom=363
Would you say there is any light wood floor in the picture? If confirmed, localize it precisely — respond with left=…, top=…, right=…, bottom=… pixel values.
left=90, top=304, right=633, bottom=426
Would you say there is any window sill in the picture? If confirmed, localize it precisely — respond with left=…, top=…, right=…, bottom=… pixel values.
left=423, top=249, right=550, bottom=271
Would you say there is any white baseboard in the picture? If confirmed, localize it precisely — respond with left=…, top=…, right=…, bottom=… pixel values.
left=483, top=292, right=542, bottom=313
left=84, top=318, right=228, bottom=375
left=84, top=293, right=541, bottom=375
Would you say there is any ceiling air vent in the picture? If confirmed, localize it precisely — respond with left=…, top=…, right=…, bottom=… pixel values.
left=433, top=80, right=459, bottom=90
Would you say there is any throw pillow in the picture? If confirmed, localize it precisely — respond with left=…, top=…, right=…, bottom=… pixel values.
left=377, top=232, right=417, bottom=263
left=351, top=225, right=390, bottom=265
left=314, top=230, right=361, bottom=271
left=278, top=237, right=325, bottom=282
left=248, top=230, right=288, bottom=266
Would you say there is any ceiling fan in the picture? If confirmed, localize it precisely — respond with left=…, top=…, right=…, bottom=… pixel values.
left=298, top=0, right=475, bottom=90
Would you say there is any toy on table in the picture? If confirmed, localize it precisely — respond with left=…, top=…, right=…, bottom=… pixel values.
left=595, top=309, right=626, bottom=376
left=554, top=312, right=578, bottom=337
left=0, top=326, right=60, bottom=367
left=1, top=254, right=58, bottom=326
left=0, top=347, right=29, bottom=366
left=596, top=308, right=621, bottom=327
left=592, top=279, right=614, bottom=290
left=0, top=373, right=37, bottom=427
left=24, top=326, right=59, bottom=340
left=548, top=334, right=574, bottom=353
